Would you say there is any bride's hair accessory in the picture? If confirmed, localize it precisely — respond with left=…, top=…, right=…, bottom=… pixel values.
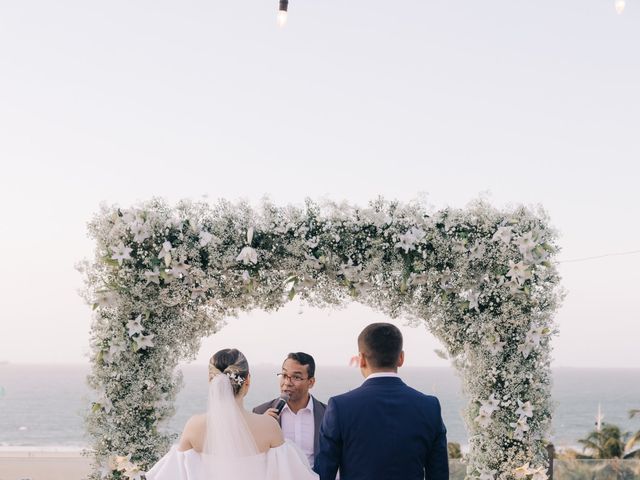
left=209, top=348, right=249, bottom=395
left=225, top=370, right=245, bottom=387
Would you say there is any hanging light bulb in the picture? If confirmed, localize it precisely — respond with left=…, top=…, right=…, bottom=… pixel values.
left=615, top=0, right=626, bottom=14
left=277, top=0, right=288, bottom=28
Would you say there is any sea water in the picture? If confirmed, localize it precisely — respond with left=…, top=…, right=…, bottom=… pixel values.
left=0, top=364, right=638, bottom=449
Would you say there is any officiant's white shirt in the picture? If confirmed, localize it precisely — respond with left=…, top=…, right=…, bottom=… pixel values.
left=280, top=395, right=315, bottom=466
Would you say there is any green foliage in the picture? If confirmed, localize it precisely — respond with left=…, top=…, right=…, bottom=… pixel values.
left=448, top=441, right=462, bottom=459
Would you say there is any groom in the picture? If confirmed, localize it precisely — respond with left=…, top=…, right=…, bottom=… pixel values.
left=314, top=323, right=449, bottom=480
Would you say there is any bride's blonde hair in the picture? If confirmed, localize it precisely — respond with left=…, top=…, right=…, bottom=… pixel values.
left=209, top=348, right=249, bottom=396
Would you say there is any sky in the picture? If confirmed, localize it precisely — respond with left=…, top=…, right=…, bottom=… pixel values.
left=0, top=0, right=638, bottom=368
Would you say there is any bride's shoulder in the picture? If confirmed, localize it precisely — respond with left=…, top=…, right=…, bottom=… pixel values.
left=245, top=412, right=281, bottom=434
left=245, top=411, right=283, bottom=450
left=185, top=413, right=206, bottom=428
left=182, top=414, right=206, bottom=439
left=247, top=410, right=278, bottom=427
left=178, top=414, right=206, bottom=452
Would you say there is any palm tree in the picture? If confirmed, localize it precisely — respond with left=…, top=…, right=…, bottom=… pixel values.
left=555, top=420, right=640, bottom=480
left=626, top=409, right=640, bottom=459
left=578, top=423, right=626, bottom=459
left=447, top=442, right=462, bottom=459
left=578, top=421, right=640, bottom=460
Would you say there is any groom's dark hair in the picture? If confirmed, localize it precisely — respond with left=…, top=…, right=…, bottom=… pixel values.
left=358, top=323, right=403, bottom=369
left=286, top=352, right=316, bottom=378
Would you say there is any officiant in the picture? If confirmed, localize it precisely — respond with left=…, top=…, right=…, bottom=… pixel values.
left=253, top=352, right=327, bottom=466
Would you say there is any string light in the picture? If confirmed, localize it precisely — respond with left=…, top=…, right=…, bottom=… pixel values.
left=277, top=0, right=288, bottom=28
left=615, top=0, right=626, bottom=14
left=556, top=249, right=640, bottom=264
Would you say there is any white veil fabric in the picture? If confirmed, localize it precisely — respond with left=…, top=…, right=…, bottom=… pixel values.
left=202, top=374, right=264, bottom=479
left=147, top=372, right=319, bottom=480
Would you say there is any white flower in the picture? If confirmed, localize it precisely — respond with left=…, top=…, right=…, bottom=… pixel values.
left=111, top=242, right=133, bottom=265
left=519, top=326, right=547, bottom=358
left=236, top=246, right=258, bottom=265
left=439, top=271, right=455, bottom=292
left=506, top=260, right=532, bottom=286
left=121, top=211, right=137, bottom=225
left=95, top=291, right=118, bottom=308
left=199, top=230, right=213, bottom=247
left=395, top=227, right=426, bottom=253
left=360, top=208, right=391, bottom=227
left=113, top=454, right=131, bottom=470
left=510, top=416, right=529, bottom=440
left=337, top=260, right=362, bottom=281
left=518, top=341, right=534, bottom=359
left=241, top=270, right=251, bottom=284
left=514, top=463, right=532, bottom=479
left=303, top=254, right=322, bottom=270
left=95, top=388, right=114, bottom=413
left=525, top=326, right=546, bottom=346
left=167, top=261, right=189, bottom=278
left=246, top=227, right=254, bottom=245
left=103, top=340, right=127, bottom=363
left=123, top=464, right=144, bottom=480
left=475, top=409, right=492, bottom=428
left=530, top=466, right=548, bottom=480
left=465, top=288, right=481, bottom=311
left=468, top=241, right=487, bottom=260
left=407, top=273, right=429, bottom=286
left=516, top=400, right=534, bottom=418
left=143, top=268, right=160, bottom=285
left=515, top=231, right=536, bottom=258
left=98, top=460, right=115, bottom=479
left=478, top=469, right=498, bottom=480
left=127, top=315, right=144, bottom=337
left=135, top=333, right=155, bottom=350
left=492, top=226, right=512, bottom=244
left=480, top=393, right=501, bottom=416
left=157, top=241, right=173, bottom=265
left=452, top=240, right=467, bottom=255
left=130, top=222, right=150, bottom=243
left=486, top=335, right=505, bottom=354
left=190, top=287, right=207, bottom=300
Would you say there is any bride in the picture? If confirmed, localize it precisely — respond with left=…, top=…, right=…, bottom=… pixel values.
left=146, top=348, right=319, bottom=480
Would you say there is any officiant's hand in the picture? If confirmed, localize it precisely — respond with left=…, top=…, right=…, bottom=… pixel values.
left=263, top=407, right=280, bottom=419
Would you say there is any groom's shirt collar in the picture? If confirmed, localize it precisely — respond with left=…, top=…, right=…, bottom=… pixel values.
left=366, top=372, right=400, bottom=379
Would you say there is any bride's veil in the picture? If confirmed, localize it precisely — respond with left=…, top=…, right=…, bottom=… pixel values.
left=202, top=373, right=261, bottom=478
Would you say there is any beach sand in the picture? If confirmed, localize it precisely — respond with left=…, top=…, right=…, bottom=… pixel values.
left=0, top=449, right=90, bottom=480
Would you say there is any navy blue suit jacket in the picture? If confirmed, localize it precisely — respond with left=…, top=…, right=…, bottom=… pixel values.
left=314, top=376, right=448, bottom=480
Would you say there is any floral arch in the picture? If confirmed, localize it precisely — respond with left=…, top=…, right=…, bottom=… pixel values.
left=82, top=198, right=561, bottom=480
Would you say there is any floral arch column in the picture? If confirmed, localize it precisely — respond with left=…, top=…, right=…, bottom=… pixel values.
left=81, top=198, right=561, bottom=480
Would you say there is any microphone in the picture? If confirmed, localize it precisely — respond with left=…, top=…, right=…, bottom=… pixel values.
left=273, top=393, right=290, bottom=416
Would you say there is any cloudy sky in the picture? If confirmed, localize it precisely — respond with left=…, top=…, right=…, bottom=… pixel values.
left=0, top=0, right=638, bottom=368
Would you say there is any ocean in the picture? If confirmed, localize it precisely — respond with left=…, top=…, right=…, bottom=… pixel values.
left=0, top=364, right=638, bottom=449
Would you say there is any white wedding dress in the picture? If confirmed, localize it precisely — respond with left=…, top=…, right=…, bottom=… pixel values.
left=146, top=374, right=318, bottom=480
left=146, top=441, right=318, bottom=480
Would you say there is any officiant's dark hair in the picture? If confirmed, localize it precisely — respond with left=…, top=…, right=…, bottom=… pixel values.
left=285, top=352, right=316, bottom=378
left=210, top=348, right=249, bottom=396
left=358, top=323, right=403, bottom=369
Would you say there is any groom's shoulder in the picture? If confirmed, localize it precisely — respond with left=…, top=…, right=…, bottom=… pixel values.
left=328, top=383, right=368, bottom=404
left=405, top=385, right=443, bottom=409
